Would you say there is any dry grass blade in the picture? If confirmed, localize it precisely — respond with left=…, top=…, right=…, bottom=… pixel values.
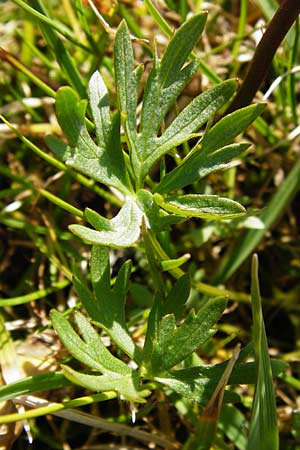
left=197, top=344, right=242, bottom=449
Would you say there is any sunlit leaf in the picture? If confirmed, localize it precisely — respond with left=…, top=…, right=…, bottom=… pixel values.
left=114, top=21, right=142, bottom=180
left=157, top=143, right=250, bottom=193
left=154, top=193, right=246, bottom=220
left=137, top=189, right=184, bottom=231
left=139, top=79, right=237, bottom=181
left=52, top=85, right=131, bottom=194
left=154, top=358, right=285, bottom=405
left=69, top=196, right=143, bottom=247
left=51, top=310, right=130, bottom=375
left=60, top=365, right=148, bottom=403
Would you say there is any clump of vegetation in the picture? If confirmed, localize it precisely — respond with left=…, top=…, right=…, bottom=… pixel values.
left=0, top=1, right=300, bottom=449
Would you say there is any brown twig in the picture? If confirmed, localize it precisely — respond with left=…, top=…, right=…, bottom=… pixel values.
left=228, top=0, right=300, bottom=112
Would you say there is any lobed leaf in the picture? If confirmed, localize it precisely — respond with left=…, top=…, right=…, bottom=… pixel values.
left=140, top=79, right=237, bottom=181
left=145, top=297, right=227, bottom=375
left=50, top=310, right=146, bottom=401
left=160, top=13, right=206, bottom=87
left=154, top=80, right=237, bottom=153
left=156, top=103, right=264, bottom=193
left=88, top=71, right=132, bottom=190
left=140, top=59, right=199, bottom=147
left=60, top=365, right=147, bottom=402
left=114, top=21, right=142, bottom=180
left=53, top=85, right=131, bottom=194
left=201, top=103, right=265, bottom=155
left=69, top=196, right=143, bottom=248
left=114, top=21, right=140, bottom=135
left=90, top=245, right=111, bottom=295
left=163, top=274, right=191, bottom=320
left=74, top=246, right=140, bottom=362
left=50, top=310, right=130, bottom=375
left=155, top=358, right=285, bottom=405
left=136, top=189, right=184, bottom=231
left=142, top=293, right=165, bottom=367
left=88, top=70, right=111, bottom=146
left=140, top=12, right=207, bottom=146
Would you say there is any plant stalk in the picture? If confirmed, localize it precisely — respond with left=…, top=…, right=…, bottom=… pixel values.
left=228, top=0, right=300, bottom=112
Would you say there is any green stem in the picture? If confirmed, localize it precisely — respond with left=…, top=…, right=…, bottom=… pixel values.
left=39, top=188, right=84, bottom=219
left=12, top=0, right=91, bottom=53
left=0, top=392, right=117, bottom=424
left=144, top=0, right=173, bottom=37
left=0, top=48, right=56, bottom=98
left=147, top=231, right=250, bottom=303
left=232, top=0, right=248, bottom=60
left=142, top=223, right=166, bottom=298
left=0, top=280, right=70, bottom=306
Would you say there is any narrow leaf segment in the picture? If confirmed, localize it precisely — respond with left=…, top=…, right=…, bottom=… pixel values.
left=247, top=255, right=279, bottom=450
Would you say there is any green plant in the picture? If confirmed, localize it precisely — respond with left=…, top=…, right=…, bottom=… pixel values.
left=43, top=14, right=277, bottom=446
left=46, top=16, right=263, bottom=247
left=1, top=3, right=296, bottom=449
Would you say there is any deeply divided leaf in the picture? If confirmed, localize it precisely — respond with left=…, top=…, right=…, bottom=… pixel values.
left=52, top=84, right=131, bottom=194
left=60, top=365, right=148, bottom=402
left=50, top=310, right=130, bottom=375
left=69, top=197, right=143, bottom=248
left=201, top=103, right=265, bottom=154
left=155, top=358, right=285, bottom=405
left=50, top=310, right=146, bottom=401
left=156, top=103, right=264, bottom=193
left=139, top=79, right=237, bottom=182
left=114, top=21, right=142, bottom=179
left=73, top=246, right=140, bottom=361
left=144, top=297, right=226, bottom=375
left=140, top=12, right=207, bottom=148
left=137, top=189, right=184, bottom=231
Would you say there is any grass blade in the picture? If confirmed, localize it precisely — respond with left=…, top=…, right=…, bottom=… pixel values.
left=197, top=345, right=241, bottom=450
left=247, top=254, right=279, bottom=450
left=0, top=394, right=176, bottom=449
left=13, top=0, right=91, bottom=52
left=0, top=392, right=116, bottom=424
left=28, top=0, right=86, bottom=97
left=0, top=280, right=70, bottom=306
left=0, top=372, right=71, bottom=403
